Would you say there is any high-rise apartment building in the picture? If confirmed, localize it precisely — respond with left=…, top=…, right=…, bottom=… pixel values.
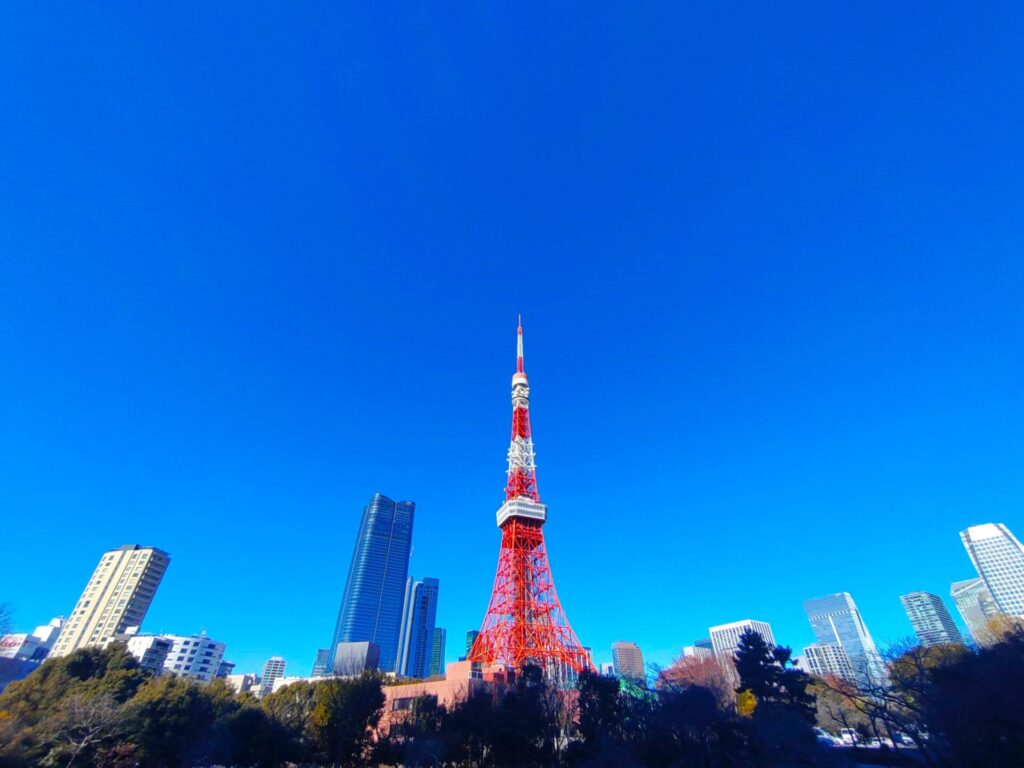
left=50, top=545, right=170, bottom=658
left=960, top=523, right=1024, bottom=617
left=329, top=493, right=415, bottom=674
left=804, top=592, right=885, bottom=682
left=396, top=576, right=440, bottom=678
left=429, top=628, right=446, bottom=677
left=802, top=643, right=854, bottom=679
left=611, top=641, right=646, bottom=685
left=708, top=620, right=775, bottom=658
left=259, top=657, right=287, bottom=698
left=899, top=591, right=963, bottom=646
left=950, top=577, right=1001, bottom=647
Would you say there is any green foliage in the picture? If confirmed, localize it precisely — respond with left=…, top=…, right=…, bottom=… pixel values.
left=734, top=630, right=816, bottom=722
left=4, top=633, right=1024, bottom=767
left=308, top=672, right=385, bottom=767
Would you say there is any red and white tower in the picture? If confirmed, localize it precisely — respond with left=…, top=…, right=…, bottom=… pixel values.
left=469, top=319, right=592, bottom=678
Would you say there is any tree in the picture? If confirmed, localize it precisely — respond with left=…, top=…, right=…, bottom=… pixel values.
left=123, top=675, right=240, bottom=767
left=308, top=673, right=385, bottom=767
left=918, top=629, right=1024, bottom=767
left=0, top=644, right=147, bottom=765
left=38, top=693, right=122, bottom=768
left=733, top=630, right=815, bottom=722
left=657, top=653, right=737, bottom=710
left=733, top=630, right=819, bottom=767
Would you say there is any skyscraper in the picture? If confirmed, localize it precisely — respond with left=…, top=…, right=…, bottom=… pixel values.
left=801, top=643, right=854, bottom=679
left=611, top=641, right=646, bottom=685
left=50, top=545, right=170, bottom=658
left=259, top=656, right=286, bottom=698
left=899, top=591, right=963, bottom=646
left=951, top=577, right=1001, bottom=647
left=311, top=648, right=331, bottom=677
left=465, top=630, right=479, bottom=658
left=329, top=493, right=415, bottom=674
left=429, top=628, right=446, bottom=677
left=804, top=593, right=885, bottom=682
left=395, top=576, right=440, bottom=678
left=708, top=620, right=775, bottom=658
left=960, top=523, right=1024, bottom=617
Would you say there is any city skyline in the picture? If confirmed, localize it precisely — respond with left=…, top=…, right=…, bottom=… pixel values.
left=3, top=3, right=1024, bottom=677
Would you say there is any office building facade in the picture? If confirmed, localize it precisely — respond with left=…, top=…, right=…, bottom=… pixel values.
left=330, top=494, right=415, bottom=673
left=396, top=576, right=440, bottom=677
left=311, top=648, right=331, bottom=677
left=611, top=641, right=646, bottom=685
left=900, top=591, right=963, bottom=646
left=804, top=592, right=885, bottom=682
left=802, top=643, right=854, bottom=679
left=429, top=628, right=447, bottom=677
left=50, top=545, right=170, bottom=658
left=259, top=657, right=287, bottom=698
left=951, top=577, right=1001, bottom=647
left=960, top=523, right=1024, bottom=617
left=708, top=620, right=775, bottom=658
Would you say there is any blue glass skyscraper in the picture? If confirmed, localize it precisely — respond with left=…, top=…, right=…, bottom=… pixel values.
left=330, top=493, right=415, bottom=673
left=804, top=592, right=886, bottom=683
left=395, top=576, right=440, bottom=677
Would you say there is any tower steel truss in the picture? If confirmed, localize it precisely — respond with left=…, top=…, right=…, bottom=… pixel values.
left=469, top=320, right=591, bottom=678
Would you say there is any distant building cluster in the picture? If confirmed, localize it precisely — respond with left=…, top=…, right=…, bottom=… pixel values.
left=5, top=507, right=1024, bottom=698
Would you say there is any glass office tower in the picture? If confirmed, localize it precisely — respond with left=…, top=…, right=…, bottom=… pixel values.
left=950, top=577, right=1001, bottom=647
left=396, top=576, right=440, bottom=677
left=803, top=592, right=886, bottom=683
left=899, top=591, right=963, bottom=646
left=960, top=523, right=1024, bottom=617
left=330, top=493, right=415, bottom=673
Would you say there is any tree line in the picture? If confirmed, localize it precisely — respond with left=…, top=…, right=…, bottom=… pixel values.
left=1, top=626, right=1022, bottom=767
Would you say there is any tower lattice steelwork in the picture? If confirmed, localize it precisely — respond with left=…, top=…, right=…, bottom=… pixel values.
left=468, top=320, right=591, bottom=677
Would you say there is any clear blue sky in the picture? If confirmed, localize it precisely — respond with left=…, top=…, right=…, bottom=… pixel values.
left=2, top=3, right=1023, bottom=675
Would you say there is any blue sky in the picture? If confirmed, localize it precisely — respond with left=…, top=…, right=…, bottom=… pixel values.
left=2, top=3, right=1023, bottom=675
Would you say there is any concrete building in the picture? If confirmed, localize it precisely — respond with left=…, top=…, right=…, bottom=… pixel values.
left=30, top=617, right=65, bottom=653
left=0, top=634, right=46, bottom=661
left=225, top=673, right=260, bottom=695
left=804, top=592, right=885, bottom=683
left=329, top=494, right=415, bottom=674
left=217, top=660, right=236, bottom=678
left=708, top=620, right=775, bottom=658
left=333, top=641, right=381, bottom=676
left=611, top=641, right=646, bottom=685
left=599, top=662, right=615, bottom=676
left=802, top=643, right=854, bottom=679
left=259, top=656, right=287, bottom=698
left=50, top=545, right=170, bottom=658
left=162, top=633, right=227, bottom=683
left=429, top=628, right=447, bottom=677
left=378, top=661, right=497, bottom=736
left=123, top=634, right=173, bottom=674
left=900, top=591, right=964, bottom=646
left=396, top=577, right=440, bottom=678
left=961, top=523, right=1024, bottom=618
left=951, top=577, right=1001, bottom=647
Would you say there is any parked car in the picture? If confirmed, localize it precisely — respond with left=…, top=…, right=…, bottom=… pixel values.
left=839, top=728, right=858, bottom=745
left=814, top=727, right=840, bottom=746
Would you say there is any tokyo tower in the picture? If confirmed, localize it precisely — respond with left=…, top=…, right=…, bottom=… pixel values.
left=468, top=319, right=592, bottom=678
